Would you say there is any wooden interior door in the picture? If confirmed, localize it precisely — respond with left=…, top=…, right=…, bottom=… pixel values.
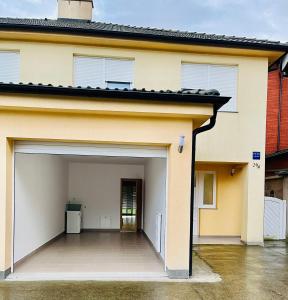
left=120, top=179, right=143, bottom=232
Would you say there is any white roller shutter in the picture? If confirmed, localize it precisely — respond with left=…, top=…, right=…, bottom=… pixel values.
left=74, top=56, right=105, bottom=88
left=105, top=58, right=133, bottom=83
left=14, top=141, right=167, bottom=158
left=74, top=56, right=134, bottom=88
left=0, top=51, right=20, bottom=83
left=182, top=63, right=209, bottom=90
left=209, top=65, right=238, bottom=112
left=181, top=63, right=238, bottom=112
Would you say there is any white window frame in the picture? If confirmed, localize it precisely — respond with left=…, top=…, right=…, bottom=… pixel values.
left=197, top=171, right=217, bottom=209
left=181, top=62, right=238, bottom=112
left=73, top=55, right=134, bottom=89
left=106, top=81, right=132, bottom=89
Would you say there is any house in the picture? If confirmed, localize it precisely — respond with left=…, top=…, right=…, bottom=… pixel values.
left=265, top=57, right=288, bottom=199
left=265, top=56, right=288, bottom=239
left=0, top=0, right=287, bottom=280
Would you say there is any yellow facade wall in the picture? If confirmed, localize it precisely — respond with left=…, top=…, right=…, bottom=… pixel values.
left=197, top=164, right=244, bottom=236
left=196, top=57, right=268, bottom=163
left=0, top=33, right=270, bottom=255
left=0, top=105, right=199, bottom=273
left=0, top=94, right=213, bottom=120
left=0, top=40, right=268, bottom=163
left=0, top=138, right=13, bottom=273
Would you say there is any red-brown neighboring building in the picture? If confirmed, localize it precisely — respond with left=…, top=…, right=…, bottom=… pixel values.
left=266, top=56, right=288, bottom=199
left=266, top=67, right=288, bottom=154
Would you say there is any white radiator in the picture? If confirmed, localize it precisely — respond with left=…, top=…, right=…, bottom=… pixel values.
left=100, top=216, right=112, bottom=229
left=155, top=213, right=162, bottom=253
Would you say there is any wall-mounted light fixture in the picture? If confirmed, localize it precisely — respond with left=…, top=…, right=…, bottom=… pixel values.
left=230, top=165, right=244, bottom=176
left=230, top=168, right=236, bottom=176
left=178, top=135, right=185, bottom=153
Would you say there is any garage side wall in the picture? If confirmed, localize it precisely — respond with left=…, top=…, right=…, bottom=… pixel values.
left=144, top=158, right=167, bottom=259
left=14, top=154, right=68, bottom=263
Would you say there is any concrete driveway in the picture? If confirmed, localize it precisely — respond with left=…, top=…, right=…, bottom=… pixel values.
left=0, top=241, right=287, bottom=299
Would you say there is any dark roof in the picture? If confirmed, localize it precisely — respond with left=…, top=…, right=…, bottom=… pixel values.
left=0, top=18, right=288, bottom=52
left=266, top=149, right=288, bottom=159
left=0, top=82, right=230, bottom=109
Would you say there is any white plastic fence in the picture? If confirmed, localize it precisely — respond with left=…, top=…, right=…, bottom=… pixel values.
left=264, top=196, right=286, bottom=240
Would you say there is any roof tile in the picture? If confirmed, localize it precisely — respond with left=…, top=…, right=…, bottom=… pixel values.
left=0, top=82, right=230, bottom=109
left=0, top=81, right=221, bottom=96
left=0, top=18, right=287, bottom=51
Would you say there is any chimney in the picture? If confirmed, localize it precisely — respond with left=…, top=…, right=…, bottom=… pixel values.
left=58, top=0, right=93, bottom=21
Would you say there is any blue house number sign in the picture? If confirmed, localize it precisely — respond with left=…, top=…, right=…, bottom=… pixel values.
left=252, top=152, right=261, bottom=160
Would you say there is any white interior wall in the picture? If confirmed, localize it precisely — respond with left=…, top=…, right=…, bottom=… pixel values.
left=68, top=162, right=144, bottom=229
left=14, top=154, right=68, bottom=263
left=144, top=158, right=167, bottom=259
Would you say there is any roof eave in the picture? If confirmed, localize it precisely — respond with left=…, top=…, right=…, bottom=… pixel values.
left=266, top=149, right=288, bottom=159
left=0, top=23, right=287, bottom=53
left=0, top=83, right=230, bottom=110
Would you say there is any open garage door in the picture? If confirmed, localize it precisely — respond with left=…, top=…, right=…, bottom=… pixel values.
left=12, top=141, right=167, bottom=280
left=14, top=141, right=167, bottom=158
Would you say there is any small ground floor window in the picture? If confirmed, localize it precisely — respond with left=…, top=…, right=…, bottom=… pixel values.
left=197, top=171, right=217, bottom=209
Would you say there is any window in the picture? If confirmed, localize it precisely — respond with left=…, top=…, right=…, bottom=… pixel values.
left=198, top=171, right=216, bottom=209
left=106, top=81, right=131, bottom=89
left=74, top=56, right=134, bottom=89
left=0, top=51, right=20, bottom=83
left=181, top=63, right=238, bottom=112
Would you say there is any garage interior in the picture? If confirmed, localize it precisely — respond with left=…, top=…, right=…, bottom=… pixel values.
left=12, top=143, right=167, bottom=278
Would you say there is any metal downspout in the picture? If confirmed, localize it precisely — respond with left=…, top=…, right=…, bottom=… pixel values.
left=189, top=106, right=218, bottom=277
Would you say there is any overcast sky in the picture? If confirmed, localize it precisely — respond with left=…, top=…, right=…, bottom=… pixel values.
left=0, top=0, right=287, bottom=42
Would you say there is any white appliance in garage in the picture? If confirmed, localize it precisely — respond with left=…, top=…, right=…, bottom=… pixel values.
left=67, top=211, right=82, bottom=234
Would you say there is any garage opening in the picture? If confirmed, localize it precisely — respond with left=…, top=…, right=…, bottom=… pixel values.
left=12, top=142, right=167, bottom=279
